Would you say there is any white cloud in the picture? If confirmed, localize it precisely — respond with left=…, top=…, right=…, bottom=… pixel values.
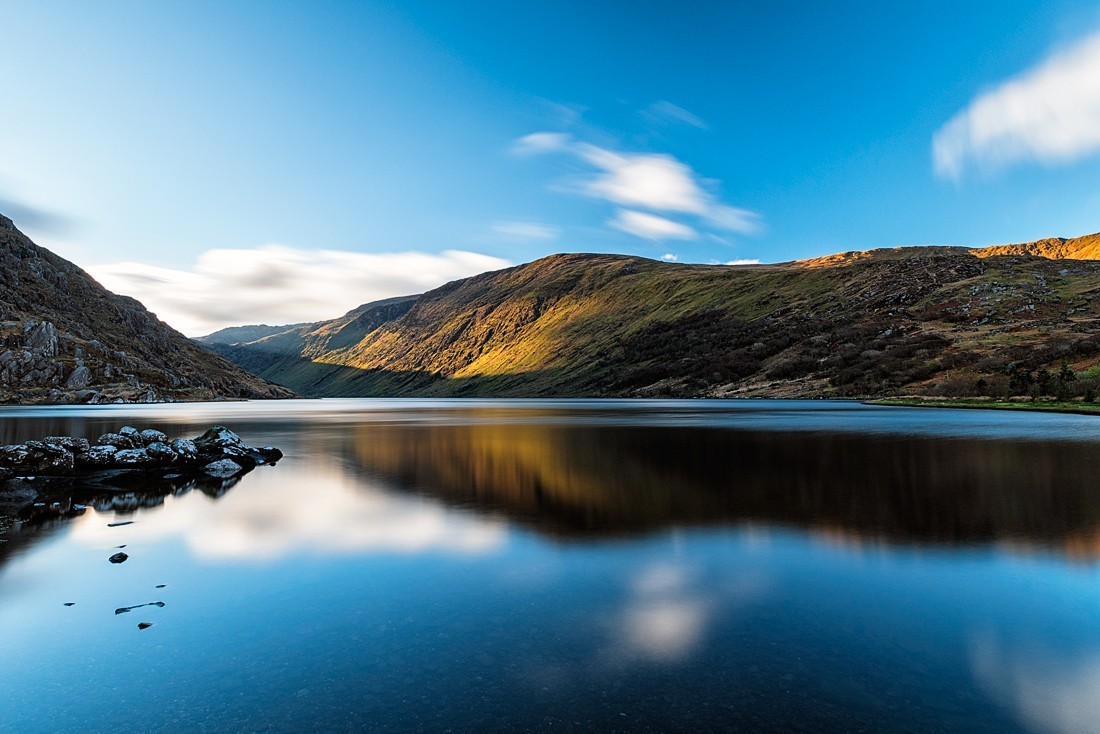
left=660, top=253, right=679, bottom=262
left=934, top=32, right=1100, bottom=179
left=491, top=220, right=560, bottom=241
left=89, top=246, right=511, bottom=336
left=610, top=209, right=697, bottom=241
left=578, top=144, right=713, bottom=214
left=514, top=131, right=762, bottom=239
left=640, top=100, right=709, bottom=130
left=724, top=259, right=761, bottom=265
left=511, top=131, right=572, bottom=156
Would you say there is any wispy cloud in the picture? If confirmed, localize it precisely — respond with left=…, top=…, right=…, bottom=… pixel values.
left=516, top=131, right=762, bottom=241
left=934, top=32, right=1100, bottom=179
left=610, top=210, right=697, bottom=241
left=640, top=100, right=709, bottom=130
left=89, top=246, right=511, bottom=336
left=0, top=195, right=76, bottom=236
left=511, top=131, right=572, bottom=156
left=491, top=220, right=560, bottom=241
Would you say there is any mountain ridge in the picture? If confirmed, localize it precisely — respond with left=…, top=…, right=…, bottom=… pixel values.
left=203, top=230, right=1100, bottom=400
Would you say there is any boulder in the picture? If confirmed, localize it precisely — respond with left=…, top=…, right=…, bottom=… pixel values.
left=114, top=448, right=156, bottom=467
left=169, top=438, right=198, bottom=461
left=44, top=436, right=90, bottom=454
left=248, top=446, right=284, bottom=465
left=194, top=426, right=256, bottom=466
left=25, top=440, right=67, bottom=456
left=145, top=442, right=176, bottom=462
left=65, top=365, right=91, bottom=389
left=26, top=450, right=73, bottom=474
left=0, top=445, right=31, bottom=467
left=96, top=432, right=136, bottom=449
left=76, top=444, right=118, bottom=468
left=138, top=429, right=168, bottom=446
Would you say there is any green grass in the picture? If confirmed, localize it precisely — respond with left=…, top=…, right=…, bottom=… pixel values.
left=868, top=397, right=1100, bottom=415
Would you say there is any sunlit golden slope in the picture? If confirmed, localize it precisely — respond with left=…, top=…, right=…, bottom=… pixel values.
left=205, top=233, right=1100, bottom=398
left=974, top=232, right=1100, bottom=260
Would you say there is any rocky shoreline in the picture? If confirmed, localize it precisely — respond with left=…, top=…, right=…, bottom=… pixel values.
left=0, top=426, right=282, bottom=528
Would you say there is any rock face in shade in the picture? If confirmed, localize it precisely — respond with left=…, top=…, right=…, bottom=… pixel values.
left=0, top=212, right=296, bottom=404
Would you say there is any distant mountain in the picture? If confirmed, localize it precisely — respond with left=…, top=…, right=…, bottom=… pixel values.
left=204, top=232, right=1100, bottom=399
left=196, top=323, right=310, bottom=346
left=0, top=214, right=294, bottom=403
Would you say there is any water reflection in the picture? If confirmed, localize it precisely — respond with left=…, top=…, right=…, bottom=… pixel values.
left=2, top=401, right=1100, bottom=733
left=6, top=404, right=1100, bottom=562
left=337, top=421, right=1100, bottom=554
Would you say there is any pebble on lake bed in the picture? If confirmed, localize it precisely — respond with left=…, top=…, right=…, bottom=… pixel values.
left=109, top=552, right=128, bottom=564
left=137, top=622, right=153, bottom=630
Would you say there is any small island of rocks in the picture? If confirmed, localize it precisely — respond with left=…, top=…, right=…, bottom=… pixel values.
left=0, top=426, right=282, bottom=524
left=0, top=425, right=281, bottom=481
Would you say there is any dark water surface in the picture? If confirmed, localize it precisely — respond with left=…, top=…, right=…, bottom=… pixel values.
left=1, top=399, right=1099, bottom=733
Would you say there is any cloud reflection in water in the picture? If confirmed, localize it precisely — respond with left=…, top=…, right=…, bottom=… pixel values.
left=68, top=455, right=507, bottom=561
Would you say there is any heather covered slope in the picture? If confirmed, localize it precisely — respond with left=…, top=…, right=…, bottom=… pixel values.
left=0, top=214, right=294, bottom=403
left=209, top=232, right=1100, bottom=399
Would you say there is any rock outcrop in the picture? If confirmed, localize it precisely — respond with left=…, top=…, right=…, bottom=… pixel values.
left=0, top=212, right=296, bottom=403
left=0, top=425, right=281, bottom=483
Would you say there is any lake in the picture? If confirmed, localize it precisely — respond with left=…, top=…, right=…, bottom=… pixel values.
left=1, top=399, right=1099, bottom=733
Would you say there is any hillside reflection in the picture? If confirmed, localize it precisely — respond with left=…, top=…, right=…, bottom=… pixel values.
left=340, top=422, right=1100, bottom=554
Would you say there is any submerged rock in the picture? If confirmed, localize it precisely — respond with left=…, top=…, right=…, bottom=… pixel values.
left=109, top=552, right=129, bottom=564
left=203, top=459, right=244, bottom=478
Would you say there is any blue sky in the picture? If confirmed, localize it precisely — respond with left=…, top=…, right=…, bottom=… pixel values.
left=5, top=1, right=1100, bottom=333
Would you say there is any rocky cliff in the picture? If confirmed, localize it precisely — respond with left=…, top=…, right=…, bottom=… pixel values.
left=0, top=214, right=294, bottom=403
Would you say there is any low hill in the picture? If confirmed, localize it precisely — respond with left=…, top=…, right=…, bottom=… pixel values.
left=206, top=232, right=1100, bottom=399
left=0, top=214, right=294, bottom=403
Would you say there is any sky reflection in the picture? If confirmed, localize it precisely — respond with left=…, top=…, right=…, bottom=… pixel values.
left=2, top=400, right=1100, bottom=732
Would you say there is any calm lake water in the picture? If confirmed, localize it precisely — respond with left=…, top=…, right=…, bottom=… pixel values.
left=2, top=399, right=1100, bottom=733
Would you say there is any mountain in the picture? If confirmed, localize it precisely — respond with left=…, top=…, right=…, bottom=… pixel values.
left=0, top=214, right=294, bottom=403
left=204, top=232, right=1100, bottom=399
left=196, top=323, right=310, bottom=346
left=973, top=232, right=1100, bottom=260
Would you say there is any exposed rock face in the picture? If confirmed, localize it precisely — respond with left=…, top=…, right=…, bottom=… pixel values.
left=0, top=212, right=296, bottom=404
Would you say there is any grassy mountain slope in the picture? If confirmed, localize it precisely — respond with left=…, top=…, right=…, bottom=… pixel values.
left=210, top=233, right=1100, bottom=399
left=0, top=214, right=294, bottom=403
